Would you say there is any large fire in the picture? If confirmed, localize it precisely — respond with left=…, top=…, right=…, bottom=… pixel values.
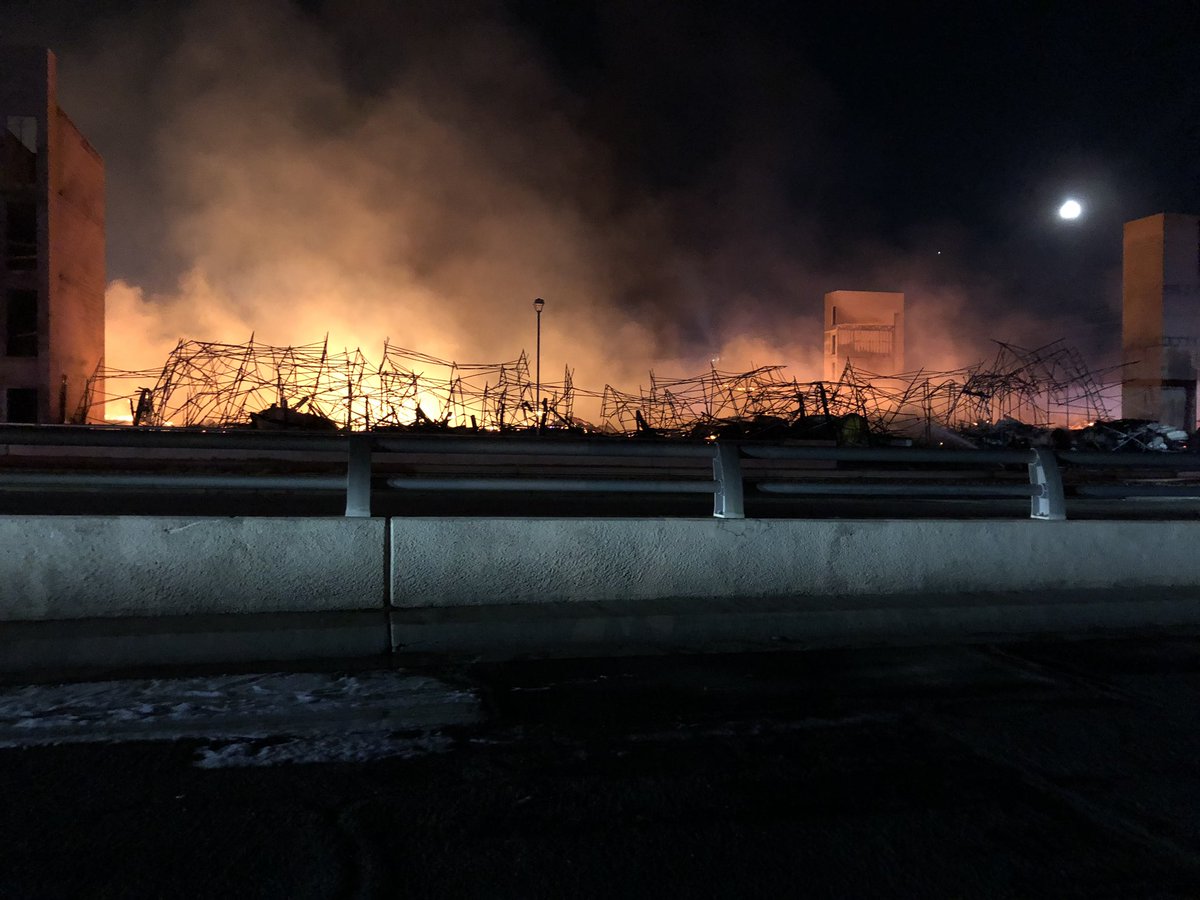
left=49, top=0, right=1124, bottom=440
left=91, top=327, right=1120, bottom=438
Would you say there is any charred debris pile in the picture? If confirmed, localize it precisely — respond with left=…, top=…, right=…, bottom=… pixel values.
left=80, top=337, right=1193, bottom=452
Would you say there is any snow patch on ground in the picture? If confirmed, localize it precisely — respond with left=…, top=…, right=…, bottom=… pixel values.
left=0, top=671, right=479, bottom=767
left=194, top=732, right=455, bottom=768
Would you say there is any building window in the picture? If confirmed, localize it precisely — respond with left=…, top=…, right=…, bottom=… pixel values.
left=5, top=289, right=38, bottom=356
left=4, top=201, right=37, bottom=270
left=844, top=327, right=894, bottom=356
left=5, top=388, right=38, bottom=423
left=1, top=117, right=37, bottom=186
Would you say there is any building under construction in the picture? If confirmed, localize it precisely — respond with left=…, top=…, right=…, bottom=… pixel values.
left=67, top=207, right=1183, bottom=444
left=824, top=290, right=904, bottom=382
left=0, top=48, right=105, bottom=424
left=600, top=338, right=1119, bottom=440
left=88, top=337, right=577, bottom=433
left=1122, top=212, right=1200, bottom=431
left=81, top=332, right=1121, bottom=446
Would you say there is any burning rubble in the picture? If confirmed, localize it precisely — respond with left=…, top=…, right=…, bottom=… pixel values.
left=957, top=417, right=1193, bottom=452
left=78, top=335, right=1194, bottom=452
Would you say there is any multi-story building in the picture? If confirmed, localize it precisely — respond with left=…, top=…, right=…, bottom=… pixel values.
left=1122, top=213, right=1200, bottom=430
left=0, top=47, right=104, bottom=424
left=823, top=290, right=904, bottom=381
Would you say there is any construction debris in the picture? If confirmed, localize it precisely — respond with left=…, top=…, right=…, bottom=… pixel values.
left=1073, top=420, right=1191, bottom=453
left=82, top=336, right=578, bottom=432
left=952, top=417, right=1194, bottom=452
left=598, top=340, right=1125, bottom=444
left=80, top=335, right=1171, bottom=450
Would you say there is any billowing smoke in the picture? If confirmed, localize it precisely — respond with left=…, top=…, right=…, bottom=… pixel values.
left=7, top=0, right=1121, bottom=421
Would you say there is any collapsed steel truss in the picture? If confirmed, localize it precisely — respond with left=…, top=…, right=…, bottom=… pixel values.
left=84, top=336, right=576, bottom=431
left=82, top=336, right=1122, bottom=437
left=600, top=340, right=1121, bottom=437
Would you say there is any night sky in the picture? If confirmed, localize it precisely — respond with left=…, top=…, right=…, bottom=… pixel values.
left=2, top=0, right=1197, bottom=380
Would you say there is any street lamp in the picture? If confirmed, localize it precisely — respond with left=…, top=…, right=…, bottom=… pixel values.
left=532, top=297, right=545, bottom=415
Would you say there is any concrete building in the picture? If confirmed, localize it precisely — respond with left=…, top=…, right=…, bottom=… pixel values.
left=1121, top=213, right=1200, bottom=430
left=823, top=290, right=904, bottom=381
left=0, top=47, right=104, bottom=424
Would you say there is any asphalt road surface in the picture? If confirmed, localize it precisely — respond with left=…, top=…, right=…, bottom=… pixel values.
left=2, top=635, right=1199, bottom=898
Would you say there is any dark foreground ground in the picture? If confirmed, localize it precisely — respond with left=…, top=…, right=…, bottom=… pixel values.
left=3, top=636, right=1200, bottom=898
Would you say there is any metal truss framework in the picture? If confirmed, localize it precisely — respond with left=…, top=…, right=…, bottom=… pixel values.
left=82, top=337, right=1122, bottom=437
left=85, top=337, right=575, bottom=431
left=601, top=340, right=1122, bottom=438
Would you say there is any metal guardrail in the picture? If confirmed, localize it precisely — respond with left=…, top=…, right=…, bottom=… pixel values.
left=377, top=433, right=745, bottom=517
left=1, top=424, right=1199, bottom=520
left=742, top=445, right=1066, bottom=521
left=376, top=441, right=1065, bottom=519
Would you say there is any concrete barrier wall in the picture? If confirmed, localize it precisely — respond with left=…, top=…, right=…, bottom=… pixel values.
left=3, top=514, right=1200, bottom=672
left=0, top=517, right=386, bottom=621
left=5, top=516, right=1196, bottom=622
left=390, top=518, right=1200, bottom=607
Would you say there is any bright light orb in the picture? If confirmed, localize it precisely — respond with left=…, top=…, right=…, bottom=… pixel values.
left=1059, top=199, right=1082, bottom=220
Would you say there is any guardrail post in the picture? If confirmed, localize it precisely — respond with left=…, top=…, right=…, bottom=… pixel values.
left=345, top=433, right=373, bottom=517
left=1028, top=448, right=1066, bottom=521
left=713, top=442, right=745, bottom=519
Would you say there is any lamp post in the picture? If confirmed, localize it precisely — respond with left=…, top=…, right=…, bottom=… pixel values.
left=533, top=297, right=545, bottom=415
